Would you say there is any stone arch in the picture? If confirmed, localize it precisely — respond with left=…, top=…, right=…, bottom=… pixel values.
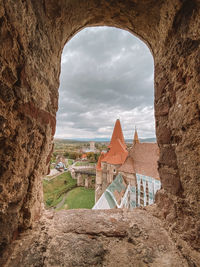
left=0, top=0, right=199, bottom=263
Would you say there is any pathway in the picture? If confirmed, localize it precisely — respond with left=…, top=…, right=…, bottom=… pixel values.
left=55, top=191, right=70, bottom=210
left=43, top=170, right=64, bottom=181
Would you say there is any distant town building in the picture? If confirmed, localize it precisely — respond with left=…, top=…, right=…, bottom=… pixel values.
left=55, top=162, right=66, bottom=171
left=94, top=119, right=161, bottom=209
left=81, top=154, right=87, bottom=160
left=55, top=155, right=67, bottom=171
left=90, top=141, right=95, bottom=151
left=82, top=141, right=96, bottom=153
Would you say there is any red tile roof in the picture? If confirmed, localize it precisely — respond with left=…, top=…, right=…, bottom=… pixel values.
left=108, top=119, right=126, bottom=149
left=96, top=152, right=105, bottom=171
left=96, top=119, right=128, bottom=170
left=118, top=156, right=135, bottom=173
left=129, top=143, right=160, bottom=180
left=96, top=120, right=159, bottom=180
left=133, top=128, right=140, bottom=145
left=102, top=139, right=128, bottom=165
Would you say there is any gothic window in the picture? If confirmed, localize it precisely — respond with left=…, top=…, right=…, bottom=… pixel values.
left=146, top=182, right=149, bottom=206
left=140, top=179, right=144, bottom=206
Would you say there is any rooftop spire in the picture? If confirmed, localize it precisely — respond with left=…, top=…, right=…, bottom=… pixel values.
left=133, top=126, right=140, bottom=145
left=109, top=119, right=126, bottom=148
left=96, top=119, right=128, bottom=168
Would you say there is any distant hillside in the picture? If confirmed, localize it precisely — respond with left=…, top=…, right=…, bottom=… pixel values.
left=54, top=138, right=88, bottom=144
left=54, top=137, right=157, bottom=143
left=141, top=137, right=156, bottom=143
left=126, top=137, right=156, bottom=143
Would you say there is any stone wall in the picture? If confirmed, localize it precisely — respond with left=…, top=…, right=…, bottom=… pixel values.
left=77, top=173, right=95, bottom=188
left=0, top=0, right=199, bottom=264
left=154, top=0, right=200, bottom=254
left=0, top=0, right=59, bottom=261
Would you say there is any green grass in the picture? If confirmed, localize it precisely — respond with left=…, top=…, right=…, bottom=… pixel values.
left=74, top=161, right=96, bottom=167
left=67, top=159, right=73, bottom=165
left=43, top=172, right=77, bottom=208
left=74, top=161, right=89, bottom=166
left=60, top=187, right=95, bottom=210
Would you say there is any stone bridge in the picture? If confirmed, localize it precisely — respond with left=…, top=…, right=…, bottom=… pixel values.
left=73, top=169, right=96, bottom=176
left=71, top=167, right=96, bottom=188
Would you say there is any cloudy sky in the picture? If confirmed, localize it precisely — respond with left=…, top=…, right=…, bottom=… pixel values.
left=55, top=26, right=155, bottom=140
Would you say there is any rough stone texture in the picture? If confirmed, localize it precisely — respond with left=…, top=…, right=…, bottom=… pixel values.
left=0, top=0, right=200, bottom=265
left=5, top=209, right=189, bottom=267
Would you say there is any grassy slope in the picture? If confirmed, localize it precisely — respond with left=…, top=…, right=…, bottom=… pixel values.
left=74, top=161, right=96, bottom=166
left=60, top=187, right=95, bottom=210
left=74, top=161, right=89, bottom=166
left=67, top=159, right=74, bottom=165
left=43, top=172, right=77, bottom=207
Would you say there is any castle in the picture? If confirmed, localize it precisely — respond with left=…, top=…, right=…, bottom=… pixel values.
left=94, top=119, right=161, bottom=209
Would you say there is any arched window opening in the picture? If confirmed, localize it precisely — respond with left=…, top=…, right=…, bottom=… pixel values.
left=43, top=26, right=160, bottom=211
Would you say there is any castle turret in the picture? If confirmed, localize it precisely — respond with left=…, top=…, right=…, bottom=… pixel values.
left=103, top=119, right=128, bottom=165
left=95, top=119, right=128, bottom=202
left=133, top=127, right=140, bottom=145
left=108, top=119, right=127, bottom=150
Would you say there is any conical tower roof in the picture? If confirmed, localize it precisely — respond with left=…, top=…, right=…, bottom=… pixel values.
left=102, top=119, right=128, bottom=165
left=109, top=119, right=126, bottom=149
left=96, top=119, right=128, bottom=169
left=133, top=127, right=140, bottom=145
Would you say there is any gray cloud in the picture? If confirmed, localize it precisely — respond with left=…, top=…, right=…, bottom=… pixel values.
left=55, top=27, right=155, bottom=139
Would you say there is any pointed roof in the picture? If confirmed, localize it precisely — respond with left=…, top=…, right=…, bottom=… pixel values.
left=102, top=138, right=128, bottom=165
left=96, top=119, right=128, bottom=170
left=108, top=119, right=126, bottom=149
left=133, top=127, right=140, bottom=145
left=102, top=119, right=128, bottom=165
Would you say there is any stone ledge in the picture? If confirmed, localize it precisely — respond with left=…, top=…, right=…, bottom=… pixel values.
left=5, top=208, right=188, bottom=267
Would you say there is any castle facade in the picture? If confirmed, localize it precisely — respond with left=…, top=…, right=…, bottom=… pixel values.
left=94, top=119, right=161, bottom=209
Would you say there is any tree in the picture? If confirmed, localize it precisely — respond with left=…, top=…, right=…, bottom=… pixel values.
left=87, top=152, right=95, bottom=162
left=94, top=153, right=100, bottom=162
left=64, top=151, right=70, bottom=158
left=69, top=152, right=77, bottom=160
